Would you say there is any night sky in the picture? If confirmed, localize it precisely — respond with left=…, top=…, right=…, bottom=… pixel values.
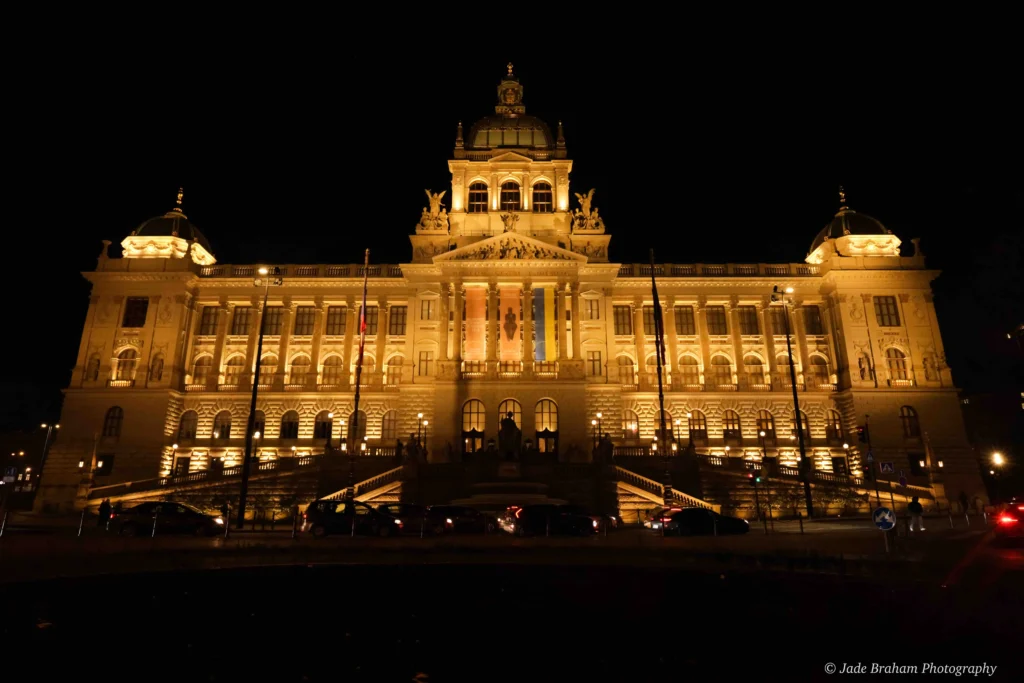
left=5, top=49, right=1021, bottom=437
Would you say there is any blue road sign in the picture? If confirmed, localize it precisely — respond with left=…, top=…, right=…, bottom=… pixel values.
left=879, top=462, right=895, bottom=474
left=866, top=450, right=874, bottom=463
left=873, top=507, right=896, bottom=531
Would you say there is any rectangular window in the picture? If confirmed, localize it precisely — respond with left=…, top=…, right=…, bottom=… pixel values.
left=770, top=307, right=789, bottom=334
left=706, top=306, right=728, bottom=335
left=738, top=306, right=760, bottom=335
left=293, top=306, right=316, bottom=335
left=231, top=306, right=251, bottom=336
left=325, top=306, right=346, bottom=336
left=803, top=305, right=824, bottom=335
left=122, top=297, right=149, bottom=328
left=673, top=306, right=695, bottom=335
left=587, top=350, right=602, bottom=376
left=420, top=299, right=435, bottom=321
left=418, top=351, right=435, bottom=376
left=199, top=306, right=219, bottom=335
left=389, top=306, right=408, bottom=335
left=261, top=306, right=283, bottom=335
left=585, top=299, right=600, bottom=320
left=873, top=296, right=900, bottom=327
left=613, top=305, right=632, bottom=335
left=361, top=306, right=379, bottom=336
left=642, top=305, right=656, bottom=336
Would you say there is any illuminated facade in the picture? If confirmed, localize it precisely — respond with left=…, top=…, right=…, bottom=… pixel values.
left=36, top=66, right=985, bottom=511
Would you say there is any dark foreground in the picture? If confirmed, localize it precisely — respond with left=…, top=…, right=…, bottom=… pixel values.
left=1, top=562, right=1020, bottom=682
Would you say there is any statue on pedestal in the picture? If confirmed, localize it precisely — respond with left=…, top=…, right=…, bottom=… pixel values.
left=500, top=212, right=520, bottom=232
left=498, top=411, right=522, bottom=461
left=418, top=189, right=449, bottom=232
left=571, top=188, right=605, bottom=232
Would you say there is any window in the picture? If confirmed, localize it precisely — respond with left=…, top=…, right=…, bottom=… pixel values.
left=223, top=356, right=245, bottom=385
left=532, top=182, right=553, bottom=213
left=360, top=306, right=379, bottom=336
left=381, top=410, right=398, bottom=441
left=418, top=351, right=435, bottom=377
left=102, top=406, right=123, bottom=438
left=462, top=400, right=486, bottom=452
left=586, top=299, right=601, bottom=320
left=280, top=411, right=300, bottom=439
left=676, top=356, right=700, bottom=385
left=498, top=399, right=522, bottom=429
left=213, top=411, right=232, bottom=440
left=622, top=410, right=639, bottom=439
left=643, top=306, right=656, bottom=336
left=803, top=305, right=824, bottom=335
left=535, top=399, right=558, bottom=454
left=738, top=306, right=759, bottom=335
left=825, top=410, right=844, bottom=444
left=674, top=306, right=695, bottom=336
left=500, top=181, right=520, bottom=211
left=347, top=410, right=368, bottom=442
left=613, top=305, right=632, bottom=335
left=874, top=296, right=900, bottom=327
left=313, top=411, right=334, bottom=440
left=389, top=306, right=408, bottom=335
left=258, top=355, right=278, bottom=383
left=808, top=355, right=830, bottom=385
left=192, top=356, right=213, bottom=385
left=353, top=357, right=376, bottom=384
left=723, top=410, right=742, bottom=444
left=769, top=307, right=789, bottom=334
left=420, top=300, right=435, bottom=321
left=261, top=306, right=283, bottom=335
left=900, top=406, right=921, bottom=439
left=616, top=356, right=635, bottom=384
left=587, top=350, right=602, bottom=376
left=149, top=354, right=164, bottom=382
left=757, top=410, right=776, bottom=447
left=178, top=410, right=198, bottom=441
left=289, top=356, right=311, bottom=384
left=688, top=411, right=708, bottom=446
left=386, top=356, right=404, bottom=385
left=122, top=297, right=149, bottom=328
left=709, top=355, right=733, bottom=388
left=231, top=306, right=252, bottom=335
left=743, top=356, right=765, bottom=385
left=293, top=306, right=315, bottom=335
left=468, top=182, right=488, bottom=213
left=706, top=306, right=728, bottom=335
left=325, top=306, right=346, bottom=335
left=886, top=348, right=908, bottom=381
left=791, top=411, right=810, bottom=443
left=114, top=349, right=138, bottom=381
left=252, top=410, right=265, bottom=436
left=199, top=306, right=219, bottom=335
left=322, top=356, right=344, bottom=384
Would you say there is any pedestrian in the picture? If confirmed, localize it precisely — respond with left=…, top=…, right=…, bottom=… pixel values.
left=907, top=496, right=924, bottom=532
left=394, top=439, right=404, bottom=465
left=97, top=498, right=111, bottom=528
left=220, top=501, right=229, bottom=523
left=958, top=490, right=969, bottom=515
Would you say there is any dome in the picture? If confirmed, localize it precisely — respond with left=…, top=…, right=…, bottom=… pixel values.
left=808, top=205, right=891, bottom=255
left=133, top=207, right=213, bottom=254
left=468, top=114, right=554, bottom=150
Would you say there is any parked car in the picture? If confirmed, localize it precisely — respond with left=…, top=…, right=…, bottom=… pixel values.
left=426, top=505, right=497, bottom=534
left=657, top=508, right=749, bottom=536
left=113, top=501, right=224, bottom=537
left=643, top=506, right=684, bottom=530
left=303, top=499, right=402, bottom=538
left=557, top=504, right=619, bottom=531
left=993, top=498, right=1023, bottom=539
left=502, top=504, right=598, bottom=537
left=376, top=503, right=432, bottom=535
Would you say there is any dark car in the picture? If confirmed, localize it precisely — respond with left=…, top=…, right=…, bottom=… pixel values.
left=426, top=505, right=497, bottom=534
left=505, top=504, right=598, bottom=537
left=303, top=499, right=402, bottom=538
left=643, top=506, right=684, bottom=530
left=376, top=503, right=432, bottom=535
left=993, top=499, right=1023, bottom=538
left=113, top=501, right=224, bottom=537
left=658, top=508, right=749, bottom=536
left=557, top=504, right=619, bottom=531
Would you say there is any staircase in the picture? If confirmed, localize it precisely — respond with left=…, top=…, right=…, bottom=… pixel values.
left=319, top=466, right=404, bottom=505
left=614, top=465, right=720, bottom=523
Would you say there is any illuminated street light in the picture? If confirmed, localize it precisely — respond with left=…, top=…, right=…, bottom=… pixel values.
left=992, top=452, right=1005, bottom=467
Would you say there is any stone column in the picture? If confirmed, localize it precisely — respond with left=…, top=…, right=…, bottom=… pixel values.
left=241, top=295, right=261, bottom=391
left=570, top=281, right=582, bottom=359
left=758, top=298, right=776, bottom=382
left=791, top=301, right=810, bottom=383
left=695, top=297, right=712, bottom=387
left=452, top=285, right=463, bottom=363
left=487, top=282, right=498, bottom=364
left=210, top=300, right=232, bottom=389
left=342, top=296, right=355, bottom=388
left=178, top=293, right=200, bottom=386
left=664, top=295, right=678, bottom=383
left=75, top=295, right=101, bottom=386
left=310, top=297, right=326, bottom=388
left=632, top=299, right=646, bottom=384
left=557, top=285, right=568, bottom=359
left=439, top=283, right=451, bottom=361
left=728, top=297, right=743, bottom=387
left=601, top=288, right=614, bottom=381
left=376, top=300, right=389, bottom=385
left=277, top=299, right=295, bottom=389
left=522, top=283, right=533, bottom=370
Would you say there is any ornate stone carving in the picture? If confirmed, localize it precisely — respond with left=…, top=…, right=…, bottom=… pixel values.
left=449, top=236, right=574, bottom=261
left=157, top=299, right=174, bottom=324
left=910, top=294, right=928, bottom=323
left=559, top=360, right=586, bottom=380
left=414, top=242, right=451, bottom=260
left=115, top=337, right=144, bottom=350
left=500, top=212, right=520, bottom=232
left=848, top=297, right=864, bottom=322
left=572, top=243, right=606, bottom=259
left=571, top=188, right=605, bottom=232
left=417, top=189, right=449, bottom=232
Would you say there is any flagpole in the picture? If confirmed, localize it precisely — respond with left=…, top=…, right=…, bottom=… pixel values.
left=347, top=249, right=371, bottom=501
left=649, top=249, right=672, bottom=505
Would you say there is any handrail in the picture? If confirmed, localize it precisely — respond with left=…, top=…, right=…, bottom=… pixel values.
left=321, top=466, right=404, bottom=502
left=614, top=466, right=720, bottom=513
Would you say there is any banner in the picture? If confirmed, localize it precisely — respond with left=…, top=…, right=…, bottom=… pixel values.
left=464, top=287, right=486, bottom=361
left=499, top=287, right=521, bottom=361
left=533, top=287, right=557, bottom=361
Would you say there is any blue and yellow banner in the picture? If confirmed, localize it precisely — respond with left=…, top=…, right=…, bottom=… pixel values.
left=533, top=287, right=557, bottom=361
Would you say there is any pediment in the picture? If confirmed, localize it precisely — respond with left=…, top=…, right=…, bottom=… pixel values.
left=434, top=233, right=587, bottom=263
left=488, top=151, right=534, bottom=163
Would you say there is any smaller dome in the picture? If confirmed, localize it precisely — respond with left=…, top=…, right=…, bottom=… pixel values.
left=809, top=205, right=890, bottom=255
left=133, top=206, right=213, bottom=254
left=468, top=114, right=553, bottom=150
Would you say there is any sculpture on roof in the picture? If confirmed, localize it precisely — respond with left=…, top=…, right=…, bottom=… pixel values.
left=418, top=189, right=449, bottom=232
left=571, top=188, right=605, bottom=232
left=574, top=188, right=595, bottom=218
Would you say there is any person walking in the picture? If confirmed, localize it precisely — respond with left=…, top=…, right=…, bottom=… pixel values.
left=907, top=496, right=925, bottom=532
left=97, top=498, right=111, bottom=528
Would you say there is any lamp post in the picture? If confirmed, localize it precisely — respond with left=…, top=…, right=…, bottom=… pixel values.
left=417, top=413, right=424, bottom=448
left=591, top=419, right=598, bottom=451
left=40, top=422, right=60, bottom=472
left=992, top=452, right=1005, bottom=502
left=421, top=420, right=429, bottom=456
left=326, top=412, right=335, bottom=453
left=842, top=442, right=850, bottom=476
left=771, top=285, right=813, bottom=517
left=673, top=419, right=682, bottom=445
left=237, top=266, right=280, bottom=529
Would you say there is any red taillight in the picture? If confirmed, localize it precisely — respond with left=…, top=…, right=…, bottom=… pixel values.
left=660, top=517, right=672, bottom=523
left=515, top=509, right=522, bottom=519
left=998, top=515, right=1019, bottom=525
left=1017, top=505, right=1024, bottom=511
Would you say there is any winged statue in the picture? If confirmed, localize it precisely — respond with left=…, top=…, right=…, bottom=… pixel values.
left=574, top=188, right=595, bottom=218
left=425, top=190, right=446, bottom=217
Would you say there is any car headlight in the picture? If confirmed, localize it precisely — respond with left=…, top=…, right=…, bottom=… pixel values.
left=214, top=517, right=224, bottom=525
left=446, top=518, right=453, bottom=524
left=592, top=520, right=598, bottom=528
left=394, top=519, right=402, bottom=525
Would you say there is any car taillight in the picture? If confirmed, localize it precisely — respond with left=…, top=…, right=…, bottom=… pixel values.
left=1017, top=505, right=1024, bottom=511
left=660, top=517, right=672, bottom=523
left=998, top=515, right=1019, bottom=524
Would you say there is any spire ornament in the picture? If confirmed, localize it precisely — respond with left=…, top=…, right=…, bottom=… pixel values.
left=838, top=185, right=847, bottom=206
left=507, top=62, right=514, bottom=77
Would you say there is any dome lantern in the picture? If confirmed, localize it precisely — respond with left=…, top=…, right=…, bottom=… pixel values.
left=120, top=188, right=216, bottom=265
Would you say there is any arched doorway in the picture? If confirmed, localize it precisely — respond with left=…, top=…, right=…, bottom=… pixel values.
left=462, top=399, right=485, bottom=453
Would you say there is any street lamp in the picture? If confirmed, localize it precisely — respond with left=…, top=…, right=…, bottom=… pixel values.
left=992, top=452, right=1004, bottom=467
left=674, top=418, right=682, bottom=444
left=422, top=420, right=429, bottom=455
left=40, top=422, right=60, bottom=472
left=326, top=412, right=335, bottom=452
left=771, top=284, right=812, bottom=516
left=591, top=419, right=598, bottom=451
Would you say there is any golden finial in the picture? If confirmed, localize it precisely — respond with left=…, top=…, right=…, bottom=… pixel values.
left=838, top=185, right=846, bottom=205
left=507, top=62, right=514, bottom=77
left=176, top=187, right=184, bottom=208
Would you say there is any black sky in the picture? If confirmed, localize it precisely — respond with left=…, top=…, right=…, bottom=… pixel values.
left=5, top=43, right=1021, bottom=433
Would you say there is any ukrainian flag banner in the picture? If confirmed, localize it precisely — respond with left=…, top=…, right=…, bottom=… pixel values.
left=533, top=287, right=557, bottom=361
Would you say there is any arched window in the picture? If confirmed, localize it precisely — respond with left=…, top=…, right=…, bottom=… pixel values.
left=115, top=348, right=138, bottom=382
left=347, top=410, right=368, bottom=442
left=468, top=182, right=488, bottom=213
left=102, top=406, right=123, bottom=438
left=500, top=181, right=520, bottom=211
left=381, top=410, right=399, bottom=441
left=886, top=348, right=908, bottom=381
left=532, top=182, right=553, bottom=213
left=723, top=409, right=742, bottom=445
left=743, top=356, right=764, bottom=386
left=313, top=410, right=334, bottom=440
left=352, top=357, right=376, bottom=384
left=498, top=399, right=522, bottom=429
left=258, top=354, right=278, bottom=385
left=900, top=406, right=921, bottom=439
left=223, top=356, right=245, bottom=386
left=677, top=356, right=700, bottom=385
left=776, top=353, right=794, bottom=387
left=213, top=411, right=232, bottom=440
left=149, top=354, right=165, bottom=382
left=616, top=356, right=636, bottom=385
left=289, top=356, right=311, bottom=385
left=192, top=355, right=213, bottom=385
left=791, top=410, right=810, bottom=443
left=321, top=356, right=344, bottom=385
left=280, top=410, right=300, bottom=440
left=86, top=354, right=101, bottom=381
left=709, top=355, right=733, bottom=389
left=252, top=410, right=266, bottom=436
left=808, top=355, right=830, bottom=386
left=757, top=410, right=776, bottom=447
left=535, top=399, right=558, bottom=454
left=622, top=409, right=639, bottom=439
left=688, top=410, right=708, bottom=446
left=654, top=410, right=672, bottom=440
left=462, top=399, right=486, bottom=452
left=178, top=410, right=198, bottom=441
left=645, top=356, right=660, bottom=384
left=825, top=410, right=844, bottom=444
left=385, top=356, right=404, bottom=386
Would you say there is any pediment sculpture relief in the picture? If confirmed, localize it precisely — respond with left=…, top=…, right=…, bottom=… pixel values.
left=449, top=237, right=574, bottom=261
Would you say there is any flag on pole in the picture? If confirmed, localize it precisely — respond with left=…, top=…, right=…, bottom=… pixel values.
left=533, top=287, right=557, bottom=361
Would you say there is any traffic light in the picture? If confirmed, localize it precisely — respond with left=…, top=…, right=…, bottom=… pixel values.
left=857, top=425, right=869, bottom=443
left=747, top=472, right=761, bottom=486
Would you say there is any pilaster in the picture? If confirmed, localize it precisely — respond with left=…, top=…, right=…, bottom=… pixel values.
left=570, top=281, right=582, bottom=359
left=376, top=298, right=389, bottom=372
left=632, top=298, right=645, bottom=382
left=727, top=296, right=743, bottom=385
left=342, top=296, right=355, bottom=388
left=791, top=300, right=810, bottom=381
left=452, top=284, right=463, bottom=363
left=439, top=283, right=451, bottom=361
left=240, top=296, right=261, bottom=391
left=557, top=285, right=568, bottom=359
left=522, top=282, right=533, bottom=372
left=696, top=296, right=712, bottom=384
left=758, top=297, right=777, bottom=378
left=487, top=282, right=498, bottom=363
left=277, top=299, right=295, bottom=389
left=210, top=299, right=232, bottom=389
left=310, top=297, right=326, bottom=386
left=664, top=295, right=678, bottom=379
